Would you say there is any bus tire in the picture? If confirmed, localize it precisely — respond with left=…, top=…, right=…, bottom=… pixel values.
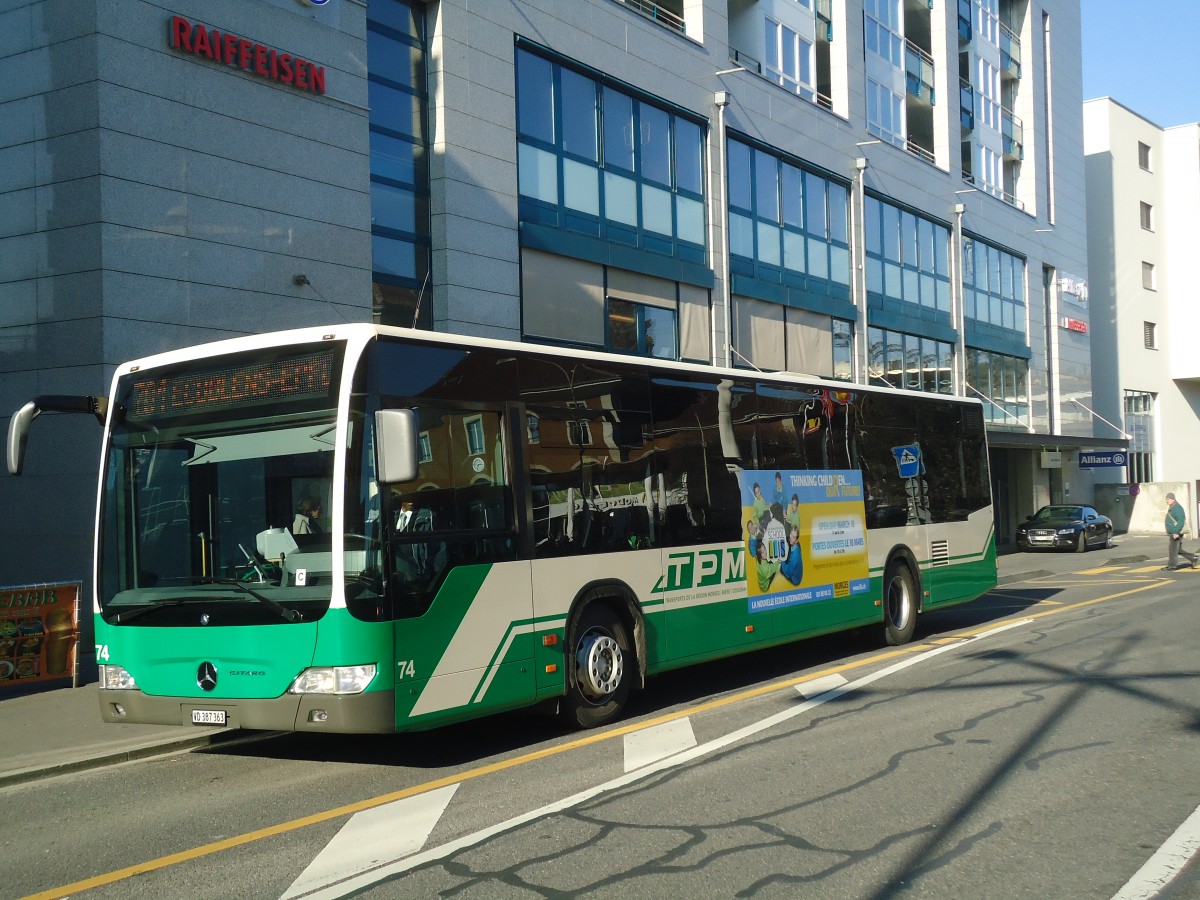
left=562, top=603, right=633, bottom=729
left=882, top=559, right=918, bottom=646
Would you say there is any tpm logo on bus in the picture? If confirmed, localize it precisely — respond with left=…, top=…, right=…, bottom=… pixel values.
left=651, top=547, right=746, bottom=597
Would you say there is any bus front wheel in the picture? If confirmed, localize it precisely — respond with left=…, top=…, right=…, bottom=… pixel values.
left=562, top=603, right=633, bottom=729
left=882, top=560, right=918, bottom=646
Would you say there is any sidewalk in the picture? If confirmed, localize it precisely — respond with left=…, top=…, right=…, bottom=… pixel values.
left=0, top=533, right=1169, bottom=788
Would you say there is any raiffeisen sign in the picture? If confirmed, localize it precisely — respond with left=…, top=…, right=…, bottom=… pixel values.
left=168, top=16, right=327, bottom=95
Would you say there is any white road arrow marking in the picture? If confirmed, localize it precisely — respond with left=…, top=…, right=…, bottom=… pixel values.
left=281, top=783, right=459, bottom=900
left=623, top=717, right=697, bottom=772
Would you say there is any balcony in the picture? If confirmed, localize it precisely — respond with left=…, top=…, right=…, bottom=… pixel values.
left=1000, top=22, right=1021, bottom=78
left=727, top=49, right=835, bottom=112
left=728, top=48, right=762, bottom=75
left=905, top=40, right=935, bottom=104
left=957, top=0, right=972, bottom=42
left=1002, top=108, right=1024, bottom=160
left=816, top=0, right=833, bottom=41
left=960, top=78, right=975, bottom=131
left=906, top=139, right=935, bottom=165
left=609, top=0, right=685, bottom=35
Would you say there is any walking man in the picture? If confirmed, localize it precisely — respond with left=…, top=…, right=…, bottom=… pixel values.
left=1164, top=492, right=1197, bottom=570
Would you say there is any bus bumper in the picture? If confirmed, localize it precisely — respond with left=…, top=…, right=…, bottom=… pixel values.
left=98, top=688, right=398, bottom=733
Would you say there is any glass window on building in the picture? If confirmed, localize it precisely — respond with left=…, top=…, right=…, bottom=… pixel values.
left=1124, top=389, right=1155, bottom=483
left=369, top=0, right=431, bottom=328
left=607, top=298, right=678, bottom=360
left=1142, top=261, right=1156, bottom=290
left=866, top=78, right=904, bottom=146
left=727, top=137, right=850, bottom=290
left=864, top=0, right=903, bottom=67
left=732, top=297, right=850, bottom=378
left=864, top=197, right=951, bottom=315
left=1138, top=141, right=1152, bottom=171
left=866, top=326, right=954, bottom=395
left=832, top=319, right=853, bottom=381
left=765, top=18, right=816, bottom=100
left=966, top=347, right=1029, bottom=426
left=961, top=236, right=1026, bottom=337
left=515, top=47, right=706, bottom=264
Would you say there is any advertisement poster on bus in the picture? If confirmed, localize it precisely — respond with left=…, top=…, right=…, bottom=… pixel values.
left=0, top=582, right=80, bottom=690
left=737, top=469, right=869, bottom=613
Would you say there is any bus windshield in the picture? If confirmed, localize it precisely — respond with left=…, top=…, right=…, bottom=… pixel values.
left=97, top=344, right=346, bottom=625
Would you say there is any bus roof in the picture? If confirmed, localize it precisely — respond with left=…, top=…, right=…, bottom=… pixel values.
left=110, top=322, right=984, bottom=409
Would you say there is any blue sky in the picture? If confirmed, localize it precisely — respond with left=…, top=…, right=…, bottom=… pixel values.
left=1081, top=0, right=1200, bottom=127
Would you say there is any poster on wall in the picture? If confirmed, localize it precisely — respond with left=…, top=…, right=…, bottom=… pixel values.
left=0, top=582, right=80, bottom=690
left=737, top=469, right=870, bottom=613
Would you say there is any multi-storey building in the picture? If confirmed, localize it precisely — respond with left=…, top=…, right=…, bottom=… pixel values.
left=1, top=0, right=1118, bottom=641
left=1084, top=98, right=1200, bottom=520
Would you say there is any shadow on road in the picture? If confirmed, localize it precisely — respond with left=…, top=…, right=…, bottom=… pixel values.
left=203, top=582, right=1067, bottom=770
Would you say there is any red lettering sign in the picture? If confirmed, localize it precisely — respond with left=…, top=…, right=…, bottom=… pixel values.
left=167, top=16, right=326, bottom=96
left=1060, top=317, right=1087, bottom=334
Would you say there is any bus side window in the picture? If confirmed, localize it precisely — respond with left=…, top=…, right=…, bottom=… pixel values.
left=650, top=377, right=750, bottom=547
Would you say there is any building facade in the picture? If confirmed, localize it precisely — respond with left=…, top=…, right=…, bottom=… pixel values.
left=3, top=0, right=1114, bottom=640
left=1084, top=98, right=1200, bottom=529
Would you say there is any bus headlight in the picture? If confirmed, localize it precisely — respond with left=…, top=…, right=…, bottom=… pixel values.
left=99, top=664, right=138, bottom=691
left=288, top=664, right=377, bottom=695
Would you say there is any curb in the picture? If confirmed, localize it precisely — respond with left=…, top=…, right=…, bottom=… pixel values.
left=0, top=729, right=273, bottom=790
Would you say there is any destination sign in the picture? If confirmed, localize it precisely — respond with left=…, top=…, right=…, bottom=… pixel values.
left=128, top=350, right=337, bottom=420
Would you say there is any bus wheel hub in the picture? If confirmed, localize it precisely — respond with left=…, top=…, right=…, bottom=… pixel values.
left=577, top=631, right=622, bottom=698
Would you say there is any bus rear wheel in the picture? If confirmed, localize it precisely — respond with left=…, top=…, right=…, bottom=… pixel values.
left=562, top=603, right=633, bottom=729
left=883, top=560, right=918, bottom=646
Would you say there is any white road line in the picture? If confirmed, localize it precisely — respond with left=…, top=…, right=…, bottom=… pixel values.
left=1111, top=803, right=1200, bottom=900
left=797, top=673, right=849, bottom=699
left=288, top=618, right=1033, bottom=900
left=623, top=717, right=697, bottom=772
left=281, top=784, right=459, bottom=900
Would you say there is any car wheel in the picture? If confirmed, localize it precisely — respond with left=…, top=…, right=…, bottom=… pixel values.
left=1075, top=533, right=1088, bottom=553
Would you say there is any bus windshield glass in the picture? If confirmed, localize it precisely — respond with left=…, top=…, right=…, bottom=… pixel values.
left=97, top=344, right=346, bottom=625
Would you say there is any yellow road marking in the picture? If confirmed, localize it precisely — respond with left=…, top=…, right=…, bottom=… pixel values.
left=1075, top=566, right=1127, bottom=575
left=22, top=576, right=1166, bottom=900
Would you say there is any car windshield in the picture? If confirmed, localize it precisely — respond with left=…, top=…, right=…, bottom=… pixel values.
left=1033, top=506, right=1083, bottom=521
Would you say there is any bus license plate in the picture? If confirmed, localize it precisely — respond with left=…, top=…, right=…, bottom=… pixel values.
left=191, top=709, right=227, bottom=726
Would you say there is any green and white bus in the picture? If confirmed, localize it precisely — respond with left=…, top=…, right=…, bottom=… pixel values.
left=7, top=324, right=995, bottom=733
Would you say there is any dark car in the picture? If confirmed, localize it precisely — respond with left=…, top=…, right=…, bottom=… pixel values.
left=1015, top=505, right=1114, bottom=553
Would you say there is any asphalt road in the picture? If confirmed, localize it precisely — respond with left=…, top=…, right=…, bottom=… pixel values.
left=7, top=547, right=1200, bottom=900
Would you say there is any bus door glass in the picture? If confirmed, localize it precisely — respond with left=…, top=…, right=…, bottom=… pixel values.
left=383, top=405, right=518, bottom=618
left=649, top=375, right=758, bottom=660
left=519, top=357, right=655, bottom=559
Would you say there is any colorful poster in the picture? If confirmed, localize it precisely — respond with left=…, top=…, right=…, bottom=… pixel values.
left=0, top=582, right=80, bottom=689
left=737, top=469, right=870, bottom=613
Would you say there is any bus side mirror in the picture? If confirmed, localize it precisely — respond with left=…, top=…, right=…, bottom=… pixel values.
left=7, top=401, right=39, bottom=476
left=7, top=395, right=108, bottom=476
left=375, top=408, right=419, bottom=484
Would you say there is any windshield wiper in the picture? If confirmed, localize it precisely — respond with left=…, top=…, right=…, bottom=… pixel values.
left=110, top=597, right=208, bottom=624
left=206, top=579, right=303, bottom=623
